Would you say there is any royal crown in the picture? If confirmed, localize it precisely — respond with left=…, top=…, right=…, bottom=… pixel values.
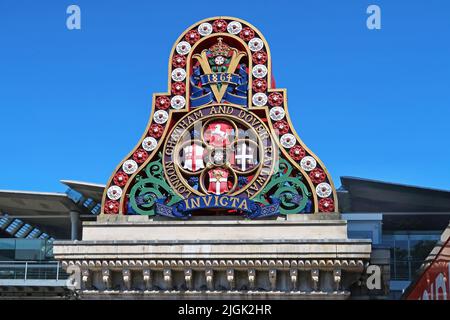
left=208, top=38, right=232, bottom=57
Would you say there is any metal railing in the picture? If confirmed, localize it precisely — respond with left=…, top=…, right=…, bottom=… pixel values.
left=0, top=261, right=68, bottom=285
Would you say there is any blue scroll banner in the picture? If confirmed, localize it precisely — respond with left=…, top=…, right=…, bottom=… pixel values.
left=190, top=65, right=248, bottom=107
left=155, top=195, right=280, bottom=220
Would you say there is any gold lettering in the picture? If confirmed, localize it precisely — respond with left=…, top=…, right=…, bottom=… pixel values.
left=203, top=195, right=213, bottom=207
left=230, top=197, right=240, bottom=207
left=190, top=197, right=200, bottom=209
left=256, top=176, right=266, bottom=187
left=219, top=196, right=229, bottom=207
left=238, top=199, right=249, bottom=211
left=193, top=110, right=203, bottom=120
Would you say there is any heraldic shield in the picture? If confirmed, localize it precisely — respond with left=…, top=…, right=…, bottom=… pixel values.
left=101, top=17, right=338, bottom=218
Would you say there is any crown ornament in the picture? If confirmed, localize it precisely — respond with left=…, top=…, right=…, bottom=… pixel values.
left=207, top=38, right=232, bottom=57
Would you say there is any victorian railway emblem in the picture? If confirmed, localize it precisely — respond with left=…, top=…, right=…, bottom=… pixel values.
left=101, top=17, right=338, bottom=218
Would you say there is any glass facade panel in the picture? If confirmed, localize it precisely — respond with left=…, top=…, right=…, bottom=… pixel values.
left=0, top=238, right=52, bottom=261
left=382, top=232, right=440, bottom=282
left=395, top=261, right=410, bottom=280
left=15, top=240, right=46, bottom=260
left=0, top=239, right=16, bottom=260
left=348, top=230, right=373, bottom=240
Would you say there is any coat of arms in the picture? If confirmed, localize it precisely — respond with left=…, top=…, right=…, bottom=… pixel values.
left=102, top=17, right=338, bottom=217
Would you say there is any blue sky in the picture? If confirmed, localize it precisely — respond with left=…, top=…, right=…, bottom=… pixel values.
left=0, top=0, right=449, bottom=193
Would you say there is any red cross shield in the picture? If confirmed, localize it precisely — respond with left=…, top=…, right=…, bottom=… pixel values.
left=207, top=168, right=230, bottom=195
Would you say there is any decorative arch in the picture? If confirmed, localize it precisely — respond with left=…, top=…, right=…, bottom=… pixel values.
left=101, top=17, right=338, bottom=216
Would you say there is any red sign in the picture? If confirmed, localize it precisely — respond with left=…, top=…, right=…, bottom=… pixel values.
left=405, top=236, right=450, bottom=300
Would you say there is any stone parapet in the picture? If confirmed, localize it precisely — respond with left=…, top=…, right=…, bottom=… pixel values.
left=53, top=215, right=372, bottom=299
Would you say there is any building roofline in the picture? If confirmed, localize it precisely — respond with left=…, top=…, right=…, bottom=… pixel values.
left=60, top=180, right=105, bottom=189
left=340, top=176, right=450, bottom=195
left=0, top=190, right=67, bottom=198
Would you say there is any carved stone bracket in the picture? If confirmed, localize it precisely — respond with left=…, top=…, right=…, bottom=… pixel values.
left=143, top=269, right=152, bottom=290
left=269, top=269, right=277, bottom=291
left=311, top=269, right=319, bottom=291
left=248, top=269, right=256, bottom=290
left=163, top=269, right=172, bottom=289
left=184, top=269, right=193, bottom=290
left=81, top=269, right=90, bottom=289
left=102, top=268, right=111, bottom=290
left=122, top=269, right=131, bottom=290
left=227, top=269, right=235, bottom=290
left=206, top=269, right=213, bottom=291
left=333, top=269, right=342, bottom=291
left=290, top=269, right=298, bottom=291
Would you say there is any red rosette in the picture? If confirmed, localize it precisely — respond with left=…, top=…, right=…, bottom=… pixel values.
left=309, top=168, right=326, bottom=184
left=113, top=172, right=129, bottom=187
left=148, top=124, right=164, bottom=138
left=252, top=78, right=267, bottom=93
left=268, top=92, right=283, bottom=106
left=133, top=148, right=148, bottom=164
left=171, top=81, right=186, bottom=95
left=319, top=198, right=335, bottom=213
left=155, top=96, right=170, bottom=110
left=185, top=30, right=200, bottom=45
left=105, top=200, right=119, bottom=214
left=240, top=27, right=255, bottom=41
left=172, top=54, right=186, bottom=68
left=252, top=51, right=267, bottom=65
left=212, top=19, right=227, bottom=32
left=273, top=120, right=290, bottom=135
left=289, top=145, right=306, bottom=160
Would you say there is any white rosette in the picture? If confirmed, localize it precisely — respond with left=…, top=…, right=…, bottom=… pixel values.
left=252, top=93, right=268, bottom=106
left=122, top=159, right=138, bottom=174
left=213, top=150, right=224, bottom=162
left=270, top=107, right=286, bottom=121
left=227, top=21, right=242, bottom=34
left=198, top=22, right=213, bottom=36
left=176, top=41, right=191, bottom=55
left=215, top=56, right=225, bottom=65
left=316, top=182, right=332, bottom=198
left=153, top=110, right=168, bottom=124
left=142, top=137, right=157, bottom=152
left=171, top=68, right=186, bottom=81
left=248, top=38, right=264, bottom=52
left=280, top=133, right=296, bottom=148
left=252, top=64, right=268, bottom=78
left=171, top=95, right=186, bottom=109
left=300, top=156, right=317, bottom=171
left=107, top=185, right=122, bottom=200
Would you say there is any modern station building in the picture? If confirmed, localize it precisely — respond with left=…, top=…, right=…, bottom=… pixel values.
left=338, top=176, right=450, bottom=299
left=1, top=176, right=449, bottom=299
left=0, top=180, right=102, bottom=298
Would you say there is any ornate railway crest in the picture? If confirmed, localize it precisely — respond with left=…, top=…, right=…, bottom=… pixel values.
left=101, top=17, right=338, bottom=218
